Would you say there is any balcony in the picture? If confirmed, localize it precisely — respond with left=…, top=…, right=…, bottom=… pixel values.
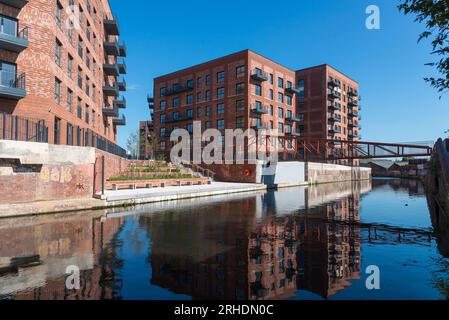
left=113, top=115, right=126, bottom=126
left=286, top=131, right=301, bottom=137
left=104, top=16, right=119, bottom=36
left=250, top=103, right=268, bottom=116
left=285, top=86, right=301, bottom=95
left=118, top=60, right=126, bottom=74
left=251, top=121, right=269, bottom=131
left=348, top=99, right=358, bottom=107
left=103, top=63, right=119, bottom=76
left=0, top=72, right=26, bottom=100
left=0, top=0, right=28, bottom=9
left=328, top=115, right=341, bottom=123
left=166, top=113, right=194, bottom=123
left=328, top=127, right=342, bottom=134
left=162, top=83, right=194, bottom=97
left=102, top=105, right=118, bottom=117
left=103, top=83, right=119, bottom=97
left=119, top=43, right=127, bottom=57
left=113, top=96, right=126, bottom=109
left=328, top=78, right=341, bottom=88
left=348, top=88, right=358, bottom=97
left=250, top=70, right=269, bottom=82
left=348, top=120, right=357, bottom=128
left=285, top=114, right=303, bottom=122
left=328, top=91, right=341, bottom=100
left=328, top=103, right=341, bottom=111
left=117, top=78, right=126, bottom=91
left=348, top=110, right=359, bottom=118
left=147, top=95, right=154, bottom=110
left=103, top=41, right=119, bottom=56
left=0, top=27, right=28, bottom=53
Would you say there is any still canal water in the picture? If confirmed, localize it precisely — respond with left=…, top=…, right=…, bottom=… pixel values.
left=0, top=178, right=448, bottom=300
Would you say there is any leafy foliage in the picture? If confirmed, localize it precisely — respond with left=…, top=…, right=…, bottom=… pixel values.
left=398, top=0, right=449, bottom=96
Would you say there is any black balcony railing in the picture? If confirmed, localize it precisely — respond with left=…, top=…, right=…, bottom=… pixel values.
left=285, top=86, right=301, bottom=95
left=251, top=70, right=269, bottom=81
left=348, top=87, right=358, bottom=97
left=328, top=91, right=341, bottom=100
left=0, top=113, right=48, bottom=143
left=285, top=114, right=303, bottom=122
left=348, top=99, right=358, bottom=107
left=250, top=103, right=269, bottom=115
left=328, top=103, right=341, bottom=111
left=162, top=83, right=194, bottom=96
left=328, top=78, right=341, bottom=88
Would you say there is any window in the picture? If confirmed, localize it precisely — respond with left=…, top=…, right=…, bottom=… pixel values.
left=269, top=89, right=274, bottom=100
left=278, top=92, right=284, bottom=103
left=85, top=76, right=90, bottom=96
left=205, top=90, right=210, bottom=101
left=54, top=78, right=61, bottom=104
left=54, top=117, right=61, bottom=144
left=278, top=77, right=284, bottom=88
left=77, top=68, right=82, bottom=88
left=187, top=123, right=193, bottom=134
left=270, top=120, right=274, bottom=129
left=197, top=107, right=202, bottom=117
left=205, top=121, right=210, bottom=129
left=286, top=95, right=292, bottom=106
left=160, top=100, right=166, bottom=111
left=217, top=87, right=225, bottom=100
left=236, top=100, right=245, bottom=112
left=287, top=81, right=293, bottom=89
left=160, top=141, right=166, bottom=150
left=66, top=123, right=73, bottom=145
left=269, top=73, right=274, bottom=84
left=160, top=114, right=166, bottom=124
left=187, top=79, right=194, bottom=88
left=86, top=49, right=90, bottom=69
left=172, top=111, right=179, bottom=121
left=278, top=122, right=284, bottom=134
left=205, top=75, right=210, bottom=87
left=206, top=106, right=210, bottom=117
left=255, top=84, right=262, bottom=96
left=278, top=107, right=284, bottom=118
left=186, top=94, right=193, bottom=104
left=270, top=105, right=274, bottom=116
left=78, top=37, right=83, bottom=58
left=187, top=109, right=193, bottom=118
left=55, top=39, right=62, bottom=66
left=217, top=103, right=225, bottom=115
left=236, top=83, right=245, bottom=95
left=216, top=71, right=225, bottom=83
left=56, top=1, right=63, bottom=27
left=0, top=15, right=18, bottom=37
left=287, top=109, right=292, bottom=118
left=77, top=98, right=82, bottom=119
left=286, top=124, right=292, bottom=134
left=67, top=54, right=73, bottom=78
left=236, top=117, right=244, bottom=128
left=173, top=97, right=180, bottom=107
left=217, top=119, right=225, bottom=130
left=160, top=87, right=166, bottom=97
left=236, top=65, right=245, bottom=77
left=92, top=110, right=95, bottom=128
left=85, top=105, right=89, bottom=124
left=298, top=79, right=305, bottom=99
left=86, top=22, right=91, bottom=41
left=197, top=92, right=202, bottom=102
left=197, top=77, right=202, bottom=88
left=67, top=89, right=73, bottom=112
left=160, top=128, right=166, bottom=137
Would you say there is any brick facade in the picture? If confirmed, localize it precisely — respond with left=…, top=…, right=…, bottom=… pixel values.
left=151, top=50, right=361, bottom=165
left=0, top=0, right=126, bottom=146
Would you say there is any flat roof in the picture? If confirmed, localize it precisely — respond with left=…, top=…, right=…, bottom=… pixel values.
left=154, top=49, right=358, bottom=83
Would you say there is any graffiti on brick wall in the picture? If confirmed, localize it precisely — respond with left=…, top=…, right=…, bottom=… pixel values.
left=39, top=167, right=73, bottom=184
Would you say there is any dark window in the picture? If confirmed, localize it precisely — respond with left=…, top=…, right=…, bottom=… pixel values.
left=216, top=71, right=225, bottom=83
left=54, top=117, right=61, bottom=144
left=217, top=103, right=225, bottom=115
left=217, top=119, right=225, bottom=130
left=255, top=84, right=262, bottom=96
left=236, top=65, right=245, bottom=77
left=217, top=87, right=225, bottom=100
left=236, top=82, right=245, bottom=95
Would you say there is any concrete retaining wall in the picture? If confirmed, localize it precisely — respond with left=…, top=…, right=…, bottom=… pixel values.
left=307, top=162, right=371, bottom=185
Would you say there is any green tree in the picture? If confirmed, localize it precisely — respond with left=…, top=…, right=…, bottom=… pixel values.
left=398, top=0, right=449, bottom=96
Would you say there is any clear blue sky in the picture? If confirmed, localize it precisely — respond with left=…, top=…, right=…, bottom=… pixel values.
left=110, top=0, right=449, bottom=148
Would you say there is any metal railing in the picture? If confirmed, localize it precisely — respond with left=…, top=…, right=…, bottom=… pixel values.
left=0, top=71, right=26, bottom=89
left=0, top=113, right=48, bottom=143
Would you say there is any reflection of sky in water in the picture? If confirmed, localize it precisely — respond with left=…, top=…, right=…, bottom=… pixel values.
left=0, top=178, right=448, bottom=300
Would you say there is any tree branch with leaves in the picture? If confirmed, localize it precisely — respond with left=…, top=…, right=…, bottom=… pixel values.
left=398, top=0, right=449, bottom=96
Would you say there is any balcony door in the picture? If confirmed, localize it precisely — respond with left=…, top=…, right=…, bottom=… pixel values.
left=0, top=14, right=18, bottom=37
left=0, top=61, right=17, bottom=88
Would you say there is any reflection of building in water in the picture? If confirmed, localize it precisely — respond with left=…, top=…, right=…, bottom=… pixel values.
left=147, top=182, right=364, bottom=300
left=0, top=213, right=124, bottom=300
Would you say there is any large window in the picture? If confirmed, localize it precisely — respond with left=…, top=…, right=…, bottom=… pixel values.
left=186, top=94, right=193, bottom=104
left=67, top=89, right=73, bottom=112
left=278, top=77, right=284, bottom=89
left=236, top=65, right=245, bottom=77
left=255, top=84, right=262, bottom=96
left=0, top=15, right=18, bottom=37
left=0, top=61, right=17, bottom=88
left=236, top=83, right=245, bottom=95
left=217, top=71, right=225, bottom=84
left=217, top=119, right=225, bottom=130
left=55, top=39, right=62, bottom=66
left=217, top=87, right=225, bottom=100
left=172, top=97, right=180, bottom=108
left=236, top=117, right=244, bottom=129
left=54, top=78, right=61, bottom=104
left=217, top=103, right=225, bottom=115
left=56, top=1, right=63, bottom=27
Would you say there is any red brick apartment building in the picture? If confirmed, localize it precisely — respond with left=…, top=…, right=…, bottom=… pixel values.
left=0, top=0, right=126, bottom=153
left=151, top=50, right=361, bottom=162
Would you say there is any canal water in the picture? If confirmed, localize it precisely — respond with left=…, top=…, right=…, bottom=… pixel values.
left=0, top=178, right=448, bottom=300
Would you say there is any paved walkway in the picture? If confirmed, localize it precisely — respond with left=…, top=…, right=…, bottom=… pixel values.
left=98, top=182, right=267, bottom=203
